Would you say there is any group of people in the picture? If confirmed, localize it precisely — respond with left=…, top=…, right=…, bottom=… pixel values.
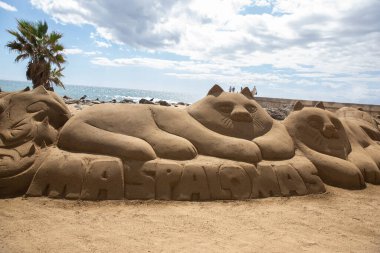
left=228, top=85, right=257, bottom=97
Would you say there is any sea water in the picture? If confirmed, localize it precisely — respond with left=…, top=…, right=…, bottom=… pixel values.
left=0, top=79, right=198, bottom=104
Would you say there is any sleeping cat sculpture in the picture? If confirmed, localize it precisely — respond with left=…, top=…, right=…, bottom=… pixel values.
left=283, top=101, right=366, bottom=189
left=0, top=86, right=71, bottom=196
left=58, top=85, right=295, bottom=163
left=336, top=107, right=380, bottom=184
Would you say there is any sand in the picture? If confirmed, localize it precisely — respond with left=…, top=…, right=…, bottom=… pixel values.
left=1, top=92, right=379, bottom=252
left=1, top=185, right=379, bottom=253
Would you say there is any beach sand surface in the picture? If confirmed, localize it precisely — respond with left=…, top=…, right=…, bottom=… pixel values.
left=0, top=185, right=379, bottom=253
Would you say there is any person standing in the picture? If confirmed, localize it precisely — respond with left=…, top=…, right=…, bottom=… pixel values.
left=251, top=86, right=257, bottom=97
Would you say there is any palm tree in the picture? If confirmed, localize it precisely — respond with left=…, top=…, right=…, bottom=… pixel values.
left=6, top=19, right=66, bottom=90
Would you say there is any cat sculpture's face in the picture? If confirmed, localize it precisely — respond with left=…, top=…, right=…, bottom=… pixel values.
left=0, top=86, right=71, bottom=148
left=336, top=107, right=380, bottom=144
left=187, top=85, right=273, bottom=140
left=0, top=86, right=71, bottom=179
left=284, top=102, right=351, bottom=159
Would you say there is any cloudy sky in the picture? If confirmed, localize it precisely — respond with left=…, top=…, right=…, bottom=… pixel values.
left=0, top=0, right=379, bottom=103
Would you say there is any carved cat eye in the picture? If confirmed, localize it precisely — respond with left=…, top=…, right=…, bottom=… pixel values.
left=330, top=118, right=341, bottom=129
left=308, top=120, right=321, bottom=129
left=245, top=105, right=257, bottom=113
left=307, top=116, right=323, bottom=129
left=217, top=103, right=234, bottom=113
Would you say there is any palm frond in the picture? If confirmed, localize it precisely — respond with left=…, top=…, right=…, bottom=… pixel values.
left=23, top=43, right=34, bottom=56
left=54, top=53, right=66, bottom=64
left=7, top=29, right=27, bottom=45
left=51, top=43, right=64, bottom=52
left=6, top=41, right=23, bottom=52
left=49, top=67, right=65, bottom=88
left=14, top=53, right=29, bottom=62
left=17, top=19, right=37, bottom=43
left=48, top=32, right=63, bottom=44
left=36, top=20, right=48, bottom=37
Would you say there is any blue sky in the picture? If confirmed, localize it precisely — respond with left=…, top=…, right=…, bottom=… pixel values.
left=0, top=0, right=379, bottom=104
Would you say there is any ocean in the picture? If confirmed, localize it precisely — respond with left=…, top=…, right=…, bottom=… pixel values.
left=0, top=79, right=198, bottom=104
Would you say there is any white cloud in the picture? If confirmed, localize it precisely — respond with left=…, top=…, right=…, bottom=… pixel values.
left=252, top=0, right=271, bottom=7
left=91, top=57, right=240, bottom=74
left=94, top=41, right=111, bottom=48
left=31, top=0, right=380, bottom=103
left=64, top=48, right=99, bottom=55
left=0, top=1, right=17, bottom=11
left=64, top=48, right=83, bottom=55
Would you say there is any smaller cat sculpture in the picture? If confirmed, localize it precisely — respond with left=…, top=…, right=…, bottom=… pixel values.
left=336, top=107, right=380, bottom=184
left=283, top=101, right=365, bottom=189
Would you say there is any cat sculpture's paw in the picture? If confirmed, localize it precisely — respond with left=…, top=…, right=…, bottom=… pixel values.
left=351, top=145, right=380, bottom=184
left=141, top=133, right=199, bottom=162
left=233, top=141, right=262, bottom=164
left=163, top=140, right=198, bottom=160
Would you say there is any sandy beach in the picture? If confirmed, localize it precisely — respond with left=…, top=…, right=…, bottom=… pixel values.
left=1, top=185, right=379, bottom=253
left=1, top=94, right=380, bottom=252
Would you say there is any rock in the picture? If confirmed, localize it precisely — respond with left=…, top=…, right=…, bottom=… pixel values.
left=139, top=98, right=155, bottom=104
left=264, top=105, right=291, bottom=120
left=65, top=99, right=80, bottom=105
left=265, top=108, right=289, bottom=120
left=158, top=100, right=171, bottom=106
left=63, top=95, right=72, bottom=99
left=120, top=99, right=135, bottom=104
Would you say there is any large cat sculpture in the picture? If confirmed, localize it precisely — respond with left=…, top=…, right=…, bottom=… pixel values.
left=58, top=85, right=295, bottom=163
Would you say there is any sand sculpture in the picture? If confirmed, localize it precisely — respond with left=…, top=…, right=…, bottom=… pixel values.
left=336, top=107, right=380, bottom=184
left=0, top=85, right=379, bottom=200
left=0, top=86, right=71, bottom=197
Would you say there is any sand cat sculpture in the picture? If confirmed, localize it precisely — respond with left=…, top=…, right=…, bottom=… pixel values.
left=1, top=85, right=378, bottom=200
left=0, top=86, right=71, bottom=196
left=283, top=101, right=366, bottom=189
left=58, top=85, right=295, bottom=163
left=336, top=107, right=380, bottom=184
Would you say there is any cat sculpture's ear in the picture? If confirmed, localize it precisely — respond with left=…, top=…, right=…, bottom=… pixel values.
left=293, top=101, right=304, bottom=111
left=207, top=84, right=224, bottom=96
left=315, top=101, right=325, bottom=110
left=241, top=87, right=254, bottom=99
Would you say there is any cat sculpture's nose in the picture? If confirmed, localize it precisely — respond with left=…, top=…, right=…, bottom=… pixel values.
left=231, top=107, right=252, bottom=122
left=323, top=123, right=339, bottom=139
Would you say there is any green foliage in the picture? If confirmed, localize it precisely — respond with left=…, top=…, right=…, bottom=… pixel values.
left=6, top=20, right=66, bottom=90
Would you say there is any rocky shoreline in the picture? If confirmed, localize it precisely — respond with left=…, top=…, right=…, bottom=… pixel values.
left=63, top=96, right=291, bottom=120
